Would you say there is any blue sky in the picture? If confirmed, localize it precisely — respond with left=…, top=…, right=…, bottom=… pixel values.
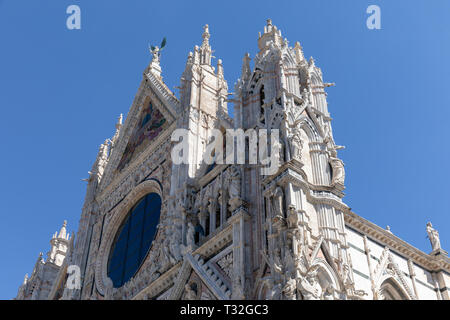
left=0, top=0, right=449, bottom=299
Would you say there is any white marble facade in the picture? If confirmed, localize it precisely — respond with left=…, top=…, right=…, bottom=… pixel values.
left=15, top=20, right=449, bottom=300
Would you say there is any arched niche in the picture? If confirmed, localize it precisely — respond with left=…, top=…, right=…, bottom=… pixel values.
left=378, top=277, right=410, bottom=300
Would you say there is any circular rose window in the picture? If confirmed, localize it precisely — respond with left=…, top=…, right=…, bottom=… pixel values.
left=107, top=192, right=161, bottom=287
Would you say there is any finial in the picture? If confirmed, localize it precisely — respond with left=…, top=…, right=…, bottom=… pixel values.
left=386, top=226, right=392, bottom=233
left=117, top=113, right=123, bottom=126
left=267, top=18, right=272, bottom=26
left=23, top=274, right=28, bottom=285
left=202, top=24, right=210, bottom=43
left=58, top=220, right=68, bottom=239
left=217, top=59, right=224, bottom=77
left=241, top=53, right=251, bottom=80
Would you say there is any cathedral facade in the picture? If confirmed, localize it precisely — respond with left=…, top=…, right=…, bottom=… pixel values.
left=16, top=20, right=449, bottom=300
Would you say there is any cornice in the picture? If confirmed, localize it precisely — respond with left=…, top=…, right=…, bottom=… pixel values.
left=345, top=210, right=450, bottom=273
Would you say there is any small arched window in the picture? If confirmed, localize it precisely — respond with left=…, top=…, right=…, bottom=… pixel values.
left=107, top=193, right=162, bottom=287
left=259, top=86, right=265, bottom=124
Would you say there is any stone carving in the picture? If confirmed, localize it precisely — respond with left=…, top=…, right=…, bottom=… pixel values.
left=297, top=267, right=322, bottom=300
left=228, top=166, right=242, bottom=212
left=232, top=276, right=245, bottom=300
left=261, top=277, right=282, bottom=300
left=217, top=253, right=233, bottom=278
left=323, top=285, right=336, bottom=300
left=282, top=272, right=297, bottom=300
left=184, top=283, right=197, bottom=300
left=104, top=278, right=114, bottom=300
left=426, top=222, right=441, bottom=251
left=200, top=290, right=215, bottom=300
left=150, top=46, right=161, bottom=64
left=169, top=227, right=183, bottom=262
left=288, top=128, right=303, bottom=162
left=329, top=156, right=345, bottom=186
left=271, top=187, right=284, bottom=219
left=185, top=222, right=196, bottom=250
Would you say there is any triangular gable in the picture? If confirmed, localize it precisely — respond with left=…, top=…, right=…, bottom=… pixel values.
left=100, top=75, right=179, bottom=189
left=372, top=247, right=416, bottom=300
left=168, top=253, right=231, bottom=300
left=115, top=98, right=168, bottom=173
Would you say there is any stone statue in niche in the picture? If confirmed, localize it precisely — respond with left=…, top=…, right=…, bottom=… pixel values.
left=184, top=283, right=197, bottom=300
left=271, top=187, right=284, bottom=218
left=288, top=128, right=303, bottom=162
left=329, top=156, right=345, bottom=186
left=169, top=227, right=182, bottom=262
left=263, top=278, right=282, bottom=300
left=426, top=222, right=441, bottom=251
left=297, top=267, right=322, bottom=300
left=185, top=188, right=196, bottom=213
left=286, top=204, right=300, bottom=230
left=282, top=271, right=297, bottom=300
left=186, top=222, right=196, bottom=248
left=228, top=166, right=242, bottom=212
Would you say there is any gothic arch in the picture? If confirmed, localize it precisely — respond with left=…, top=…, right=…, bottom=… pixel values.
left=378, top=277, right=410, bottom=300
left=95, top=178, right=163, bottom=295
left=310, top=72, right=322, bottom=86
left=282, top=51, right=297, bottom=69
left=299, top=117, right=321, bottom=143
left=310, top=258, right=342, bottom=293
left=298, top=118, right=328, bottom=184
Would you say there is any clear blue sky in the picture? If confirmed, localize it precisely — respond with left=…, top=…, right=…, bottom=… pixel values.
left=0, top=0, right=449, bottom=299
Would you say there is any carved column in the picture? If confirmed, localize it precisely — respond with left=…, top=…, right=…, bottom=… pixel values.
left=229, top=205, right=250, bottom=299
left=407, top=259, right=419, bottom=299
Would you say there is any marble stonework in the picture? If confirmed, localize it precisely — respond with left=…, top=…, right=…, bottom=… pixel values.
left=15, top=20, right=450, bottom=301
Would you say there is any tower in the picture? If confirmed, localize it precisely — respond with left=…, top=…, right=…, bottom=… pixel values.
left=47, top=220, right=71, bottom=266
left=173, top=24, right=231, bottom=184
left=233, top=19, right=356, bottom=299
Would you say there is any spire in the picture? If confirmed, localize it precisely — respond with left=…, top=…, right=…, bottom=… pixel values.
left=47, top=221, right=70, bottom=266
left=258, top=18, right=283, bottom=53
left=241, top=53, right=251, bottom=81
left=200, top=24, right=212, bottom=65
left=116, top=113, right=123, bottom=129
left=58, top=220, right=69, bottom=240
left=111, top=114, right=123, bottom=147
left=202, top=24, right=210, bottom=46
left=294, top=41, right=306, bottom=64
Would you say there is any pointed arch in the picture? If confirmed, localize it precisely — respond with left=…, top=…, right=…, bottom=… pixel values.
left=310, top=258, right=342, bottom=293
left=378, top=277, right=410, bottom=300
